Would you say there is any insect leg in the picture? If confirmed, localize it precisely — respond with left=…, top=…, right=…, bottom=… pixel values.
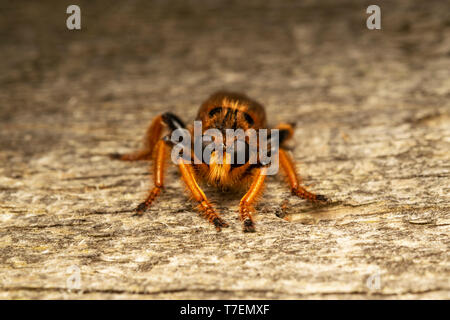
left=279, top=148, right=328, bottom=202
left=239, top=167, right=267, bottom=232
left=177, top=159, right=229, bottom=231
left=135, top=139, right=168, bottom=214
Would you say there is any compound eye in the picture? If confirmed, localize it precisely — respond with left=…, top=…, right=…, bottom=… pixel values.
left=230, top=140, right=250, bottom=168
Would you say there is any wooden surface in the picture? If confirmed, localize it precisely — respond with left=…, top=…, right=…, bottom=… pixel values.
left=0, top=0, right=449, bottom=299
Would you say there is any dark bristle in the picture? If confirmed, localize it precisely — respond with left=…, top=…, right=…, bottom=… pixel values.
left=208, top=107, right=222, bottom=117
left=109, top=153, right=122, bottom=160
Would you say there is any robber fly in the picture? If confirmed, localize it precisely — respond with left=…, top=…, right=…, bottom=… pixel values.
left=111, top=91, right=328, bottom=232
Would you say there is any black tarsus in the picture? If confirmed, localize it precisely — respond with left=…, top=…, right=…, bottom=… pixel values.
left=242, top=112, right=254, bottom=126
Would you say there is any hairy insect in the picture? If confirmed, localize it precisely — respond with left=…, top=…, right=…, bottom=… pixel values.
left=111, top=91, right=328, bottom=232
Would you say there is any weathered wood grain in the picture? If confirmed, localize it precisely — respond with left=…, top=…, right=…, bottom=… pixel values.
left=0, top=0, right=448, bottom=299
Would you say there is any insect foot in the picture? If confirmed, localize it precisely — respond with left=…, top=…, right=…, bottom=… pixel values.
left=109, top=152, right=123, bottom=160
left=315, top=194, right=329, bottom=202
left=292, top=187, right=330, bottom=204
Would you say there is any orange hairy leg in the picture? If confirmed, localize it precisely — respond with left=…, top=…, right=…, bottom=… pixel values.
left=239, top=167, right=267, bottom=232
left=177, top=159, right=229, bottom=231
left=111, top=115, right=164, bottom=161
left=279, top=148, right=327, bottom=202
left=135, top=139, right=168, bottom=214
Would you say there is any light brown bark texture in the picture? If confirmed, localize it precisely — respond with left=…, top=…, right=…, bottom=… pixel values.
left=0, top=1, right=448, bottom=299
